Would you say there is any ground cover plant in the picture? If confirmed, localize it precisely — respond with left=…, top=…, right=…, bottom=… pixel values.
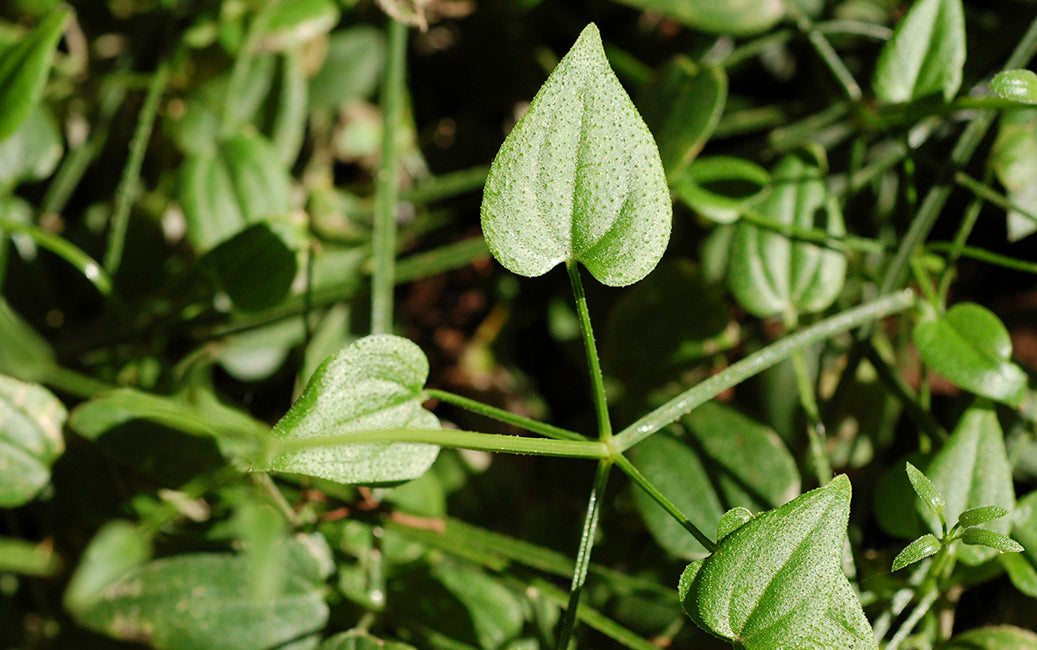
left=2, top=0, right=1037, bottom=648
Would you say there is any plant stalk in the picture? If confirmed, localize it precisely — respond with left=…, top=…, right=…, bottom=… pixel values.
left=425, top=388, right=587, bottom=441
left=566, top=259, right=612, bottom=443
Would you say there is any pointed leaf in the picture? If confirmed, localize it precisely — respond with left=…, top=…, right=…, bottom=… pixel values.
left=0, top=8, right=68, bottom=140
left=259, top=335, right=440, bottom=485
left=991, top=69, right=1037, bottom=105
left=961, top=527, right=1023, bottom=553
left=905, top=461, right=945, bottom=516
left=913, top=303, right=1028, bottom=406
left=892, top=534, right=941, bottom=571
left=991, top=108, right=1037, bottom=241
left=480, top=24, right=671, bottom=287
left=943, top=626, right=1037, bottom=650
left=678, top=475, right=876, bottom=649
left=716, top=507, right=753, bottom=541
left=608, top=0, right=784, bottom=36
left=872, top=0, right=965, bottom=103
left=0, top=374, right=66, bottom=507
left=957, top=505, right=1009, bottom=528
left=727, top=153, right=846, bottom=318
left=922, top=400, right=1016, bottom=564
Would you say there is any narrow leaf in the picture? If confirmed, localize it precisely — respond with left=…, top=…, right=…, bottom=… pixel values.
left=957, top=505, right=1009, bottom=528
left=481, top=23, right=671, bottom=287
left=892, top=534, right=941, bottom=571
left=0, top=374, right=66, bottom=507
left=258, top=335, right=440, bottom=485
left=905, top=461, right=945, bottom=517
left=991, top=69, right=1037, bottom=105
left=0, top=8, right=68, bottom=140
left=872, top=0, right=965, bottom=103
left=961, top=527, right=1024, bottom=553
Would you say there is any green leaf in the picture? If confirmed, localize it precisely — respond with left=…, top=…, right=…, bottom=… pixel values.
left=990, top=69, right=1037, bottom=105
left=942, top=626, right=1037, bottom=650
left=309, top=27, right=384, bottom=110
left=73, top=535, right=330, bottom=650
left=727, top=153, right=846, bottom=319
left=913, top=303, right=1028, bottom=406
left=64, top=520, right=152, bottom=615
left=1001, top=552, right=1037, bottom=597
left=957, top=505, right=1009, bottom=528
left=0, top=105, right=62, bottom=189
left=0, top=536, right=61, bottom=576
left=673, top=155, right=770, bottom=224
left=716, top=506, right=753, bottom=541
left=891, top=534, right=941, bottom=571
left=961, top=527, right=1024, bottom=553
left=480, top=23, right=671, bottom=287
left=259, top=334, right=440, bottom=485
left=874, top=452, right=928, bottom=539
left=922, top=400, right=1016, bottom=565
left=0, top=374, right=66, bottom=507
left=0, top=8, right=68, bottom=140
left=608, top=0, right=784, bottom=36
left=678, top=475, right=876, bottom=650
left=201, top=222, right=299, bottom=312
left=905, top=461, right=945, bottom=517
left=630, top=402, right=799, bottom=559
left=1013, top=490, right=1037, bottom=565
left=991, top=108, right=1037, bottom=241
left=641, top=57, right=726, bottom=181
left=179, top=133, right=293, bottom=252
left=321, top=631, right=417, bottom=650
left=871, top=0, right=965, bottom=103
left=255, top=0, right=340, bottom=52
left=0, top=298, right=55, bottom=383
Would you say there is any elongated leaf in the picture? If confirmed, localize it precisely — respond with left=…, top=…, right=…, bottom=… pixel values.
left=630, top=402, right=799, bottom=559
left=961, top=527, right=1023, bottom=553
left=608, top=0, right=784, bottom=36
left=943, top=626, right=1037, bottom=650
left=73, top=535, right=330, bottom=650
left=991, top=108, right=1037, bottom=241
left=678, top=475, right=876, bottom=649
left=480, top=24, right=671, bottom=287
left=259, top=335, right=440, bottom=485
left=201, top=222, right=299, bottom=312
left=0, top=8, right=68, bottom=140
left=892, top=534, right=940, bottom=571
left=991, top=69, right=1037, bottom=105
left=179, top=133, right=293, bottom=252
left=0, top=374, right=66, bottom=507
left=727, top=153, right=846, bottom=319
left=922, top=401, right=1015, bottom=565
left=674, top=155, right=770, bottom=224
left=641, top=58, right=726, bottom=181
left=64, top=520, right=152, bottom=615
left=0, top=106, right=62, bottom=189
left=913, top=303, right=1028, bottom=406
left=957, top=505, right=1008, bottom=528
left=905, top=461, right=945, bottom=516
left=255, top=0, right=340, bottom=52
left=872, top=0, right=965, bottom=103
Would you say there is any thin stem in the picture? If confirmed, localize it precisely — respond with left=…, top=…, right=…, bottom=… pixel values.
left=613, top=454, right=715, bottom=552
left=390, top=238, right=489, bottom=284
left=862, top=341, right=946, bottom=443
left=566, top=259, right=612, bottom=443
left=425, top=388, right=588, bottom=441
left=530, top=578, right=661, bottom=650
left=790, top=348, right=833, bottom=485
left=740, top=206, right=887, bottom=254
left=556, top=459, right=612, bottom=649
left=613, top=290, right=915, bottom=452
left=953, top=170, right=1037, bottom=225
left=270, top=428, right=609, bottom=459
left=886, top=589, right=938, bottom=650
left=251, top=472, right=301, bottom=526
left=791, top=9, right=863, bottom=101
left=0, top=215, right=112, bottom=295
left=104, top=63, right=167, bottom=275
left=937, top=188, right=985, bottom=302
left=371, top=19, right=408, bottom=334
left=929, top=241, right=1037, bottom=277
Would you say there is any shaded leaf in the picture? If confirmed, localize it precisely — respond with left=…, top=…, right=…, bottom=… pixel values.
left=961, top=527, right=1023, bottom=553
left=991, top=69, right=1037, bottom=105
left=0, top=8, right=67, bottom=140
left=891, top=534, right=940, bottom=571
left=0, top=536, right=61, bottom=576
left=201, top=222, right=299, bottom=312
left=0, top=105, right=62, bottom=188
left=608, top=0, right=784, bottom=36
left=872, top=0, right=965, bottom=103
left=0, top=298, right=55, bottom=382
left=942, top=626, right=1037, bottom=650
left=0, top=374, right=66, bottom=507
left=679, top=475, right=876, bottom=649
left=922, top=401, right=1015, bottom=565
left=674, top=155, right=770, bottom=224
left=957, top=505, right=1009, bottom=528
left=480, top=24, right=671, bottom=287
left=309, top=27, right=384, bottom=110
left=255, top=0, right=340, bottom=52
left=913, top=303, right=1028, bottom=406
left=874, top=452, right=928, bottom=539
left=906, top=461, right=945, bottom=517
left=991, top=108, right=1037, bottom=241
left=259, top=335, right=440, bottom=485
left=727, top=153, right=846, bottom=319
left=64, top=520, right=152, bottom=615
left=321, top=631, right=417, bottom=650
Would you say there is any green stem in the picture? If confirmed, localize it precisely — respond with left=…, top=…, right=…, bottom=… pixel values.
left=936, top=187, right=985, bottom=302
left=886, top=589, right=938, bottom=650
left=929, top=241, right=1037, bottom=277
left=790, top=9, right=863, bottom=101
left=613, top=290, right=915, bottom=452
left=271, top=428, right=609, bottom=459
left=390, top=238, right=489, bottom=284
left=790, top=348, right=833, bottom=485
left=43, top=365, right=112, bottom=398
left=103, top=63, right=167, bottom=275
left=556, top=459, right=612, bottom=649
left=371, top=18, right=408, bottom=334
left=0, top=215, right=112, bottom=295
left=530, top=578, right=661, bottom=650
left=566, top=259, right=612, bottom=443
left=425, top=388, right=588, bottom=441
left=613, top=454, right=715, bottom=552
left=740, top=206, right=886, bottom=254
left=953, top=170, right=1037, bottom=225
left=862, top=341, right=946, bottom=443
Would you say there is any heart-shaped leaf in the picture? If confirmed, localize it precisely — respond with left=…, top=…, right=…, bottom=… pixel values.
left=0, top=374, right=66, bottom=507
left=943, top=626, right=1037, bottom=650
left=179, top=133, right=293, bottom=252
left=72, top=535, right=330, bottom=650
left=921, top=400, right=1015, bottom=565
left=913, top=303, right=1028, bottom=406
left=991, top=108, right=1037, bottom=241
left=679, top=475, right=876, bottom=649
left=892, top=534, right=941, bottom=571
left=991, top=69, right=1037, bottom=105
left=258, top=335, right=440, bottom=485
left=608, top=0, right=784, bottom=36
left=0, top=8, right=68, bottom=140
left=727, top=153, right=846, bottom=319
left=630, top=402, right=799, bottom=559
left=480, top=23, right=671, bottom=287
left=872, top=0, right=966, bottom=103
